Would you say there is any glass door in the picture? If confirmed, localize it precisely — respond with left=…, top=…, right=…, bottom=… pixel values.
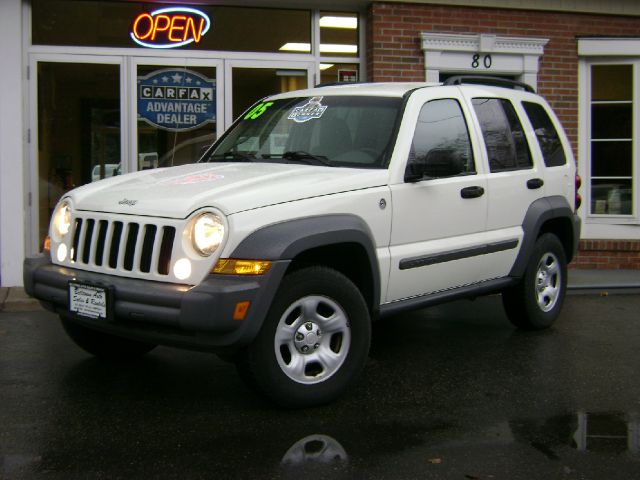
left=29, top=55, right=125, bottom=253
left=131, top=58, right=223, bottom=172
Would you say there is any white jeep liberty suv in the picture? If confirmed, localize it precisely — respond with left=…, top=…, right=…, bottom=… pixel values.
left=25, top=76, right=581, bottom=407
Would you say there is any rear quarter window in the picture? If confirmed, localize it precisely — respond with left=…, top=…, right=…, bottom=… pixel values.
left=522, top=101, right=567, bottom=167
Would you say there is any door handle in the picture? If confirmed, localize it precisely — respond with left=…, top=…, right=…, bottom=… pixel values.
left=460, top=186, right=485, bottom=199
left=527, top=178, right=544, bottom=189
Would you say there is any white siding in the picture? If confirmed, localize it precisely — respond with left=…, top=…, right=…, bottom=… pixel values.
left=0, top=0, right=26, bottom=286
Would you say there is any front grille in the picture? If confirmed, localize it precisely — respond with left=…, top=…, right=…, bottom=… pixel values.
left=69, top=216, right=176, bottom=277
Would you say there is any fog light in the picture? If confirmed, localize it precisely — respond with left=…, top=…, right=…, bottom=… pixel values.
left=173, top=258, right=192, bottom=280
left=56, top=243, right=68, bottom=262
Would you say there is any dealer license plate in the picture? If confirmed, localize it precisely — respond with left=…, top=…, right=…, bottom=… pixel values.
left=69, top=282, right=108, bottom=319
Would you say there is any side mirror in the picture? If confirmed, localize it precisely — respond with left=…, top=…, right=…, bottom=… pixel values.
left=405, top=148, right=467, bottom=182
left=404, top=161, right=428, bottom=182
left=198, top=145, right=212, bottom=158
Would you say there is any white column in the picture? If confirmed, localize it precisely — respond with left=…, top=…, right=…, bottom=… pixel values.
left=0, top=0, right=26, bottom=286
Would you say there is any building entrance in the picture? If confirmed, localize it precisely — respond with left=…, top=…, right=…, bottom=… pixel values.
left=30, top=56, right=312, bottom=253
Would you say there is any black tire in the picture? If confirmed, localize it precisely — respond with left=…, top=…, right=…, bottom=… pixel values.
left=502, top=233, right=568, bottom=330
left=61, top=317, right=157, bottom=360
left=237, top=266, right=371, bottom=408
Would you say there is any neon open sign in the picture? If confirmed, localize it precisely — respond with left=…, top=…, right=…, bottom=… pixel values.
left=130, top=7, right=211, bottom=49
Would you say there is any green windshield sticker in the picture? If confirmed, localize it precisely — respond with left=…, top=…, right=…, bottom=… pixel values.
left=244, top=102, right=274, bottom=120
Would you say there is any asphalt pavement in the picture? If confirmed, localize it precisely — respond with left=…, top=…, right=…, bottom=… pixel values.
left=1, top=289, right=640, bottom=479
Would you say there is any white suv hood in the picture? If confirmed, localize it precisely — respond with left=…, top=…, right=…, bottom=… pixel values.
left=67, top=163, right=388, bottom=218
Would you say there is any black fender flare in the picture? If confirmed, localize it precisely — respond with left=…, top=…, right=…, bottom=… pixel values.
left=509, top=196, right=581, bottom=278
left=230, top=214, right=381, bottom=311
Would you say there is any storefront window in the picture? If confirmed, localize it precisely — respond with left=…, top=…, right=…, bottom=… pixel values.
left=319, top=12, right=359, bottom=57
left=28, top=2, right=363, bottom=255
left=232, top=68, right=308, bottom=119
left=32, top=1, right=311, bottom=53
left=136, top=65, right=217, bottom=169
left=320, top=63, right=359, bottom=84
left=589, top=64, right=633, bottom=216
left=37, top=62, right=120, bottom=247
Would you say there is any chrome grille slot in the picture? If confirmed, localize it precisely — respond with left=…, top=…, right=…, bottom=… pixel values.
left=64, top=214, right=178, bottom=280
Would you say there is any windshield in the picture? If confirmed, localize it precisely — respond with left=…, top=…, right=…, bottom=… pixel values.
left=202, top=95, right=402, bottom=168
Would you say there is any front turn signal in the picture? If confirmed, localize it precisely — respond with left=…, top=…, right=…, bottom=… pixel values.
left=212, top=259, right=272, bottom=275
left=43, top=236, right=51, bottom=253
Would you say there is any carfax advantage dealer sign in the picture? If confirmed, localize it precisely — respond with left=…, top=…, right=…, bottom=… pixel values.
left=137, top=68, right=216, bottom=132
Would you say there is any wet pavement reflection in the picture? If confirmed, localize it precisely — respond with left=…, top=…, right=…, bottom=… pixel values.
left=2, top=294, right=639, bottom=479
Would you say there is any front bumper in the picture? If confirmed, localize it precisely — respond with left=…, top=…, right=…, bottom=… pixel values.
left=24, top=255, right=288, bottom=352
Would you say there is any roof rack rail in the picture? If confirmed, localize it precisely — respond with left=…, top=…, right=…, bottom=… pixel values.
left=443, top=75, right=535, bottom=93
left=314, top=81, right=368, bottom=88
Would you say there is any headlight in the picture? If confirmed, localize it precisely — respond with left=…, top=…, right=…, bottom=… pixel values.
left=51, top=200, right=71, bottom=240
left=191, top=212, right=224, bottom=256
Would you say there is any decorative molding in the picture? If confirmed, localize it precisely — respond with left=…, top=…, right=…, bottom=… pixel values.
left=578, top=37, right=640, bottom=56
left=421, top=32, right=549, bottom=89
left=422, top=33, right=548, bottom=55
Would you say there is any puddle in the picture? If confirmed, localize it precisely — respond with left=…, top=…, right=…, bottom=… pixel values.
left=511, top=411, right=638, bottom=457
left=277, top=411, right=638, bottom=472
left=281, top=434, right=348, bottom=466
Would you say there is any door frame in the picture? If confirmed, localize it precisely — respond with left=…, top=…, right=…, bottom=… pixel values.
left=27, top=53, right=126, bottom=255
left=26, top=54, right=315, bottom=256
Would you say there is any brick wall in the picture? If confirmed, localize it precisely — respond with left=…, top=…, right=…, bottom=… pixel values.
left=368, top=2, right=640, bottom=151
left=368, top=2, right=640, bottom=269
left=572, top=240, right=640, bottom=270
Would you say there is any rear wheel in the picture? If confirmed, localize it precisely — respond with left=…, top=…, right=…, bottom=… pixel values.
left=237, top=266, right=371, bottom=408
left=61, top=317, right=157, bottom=360
left=502, top=233, right=567, bottom=330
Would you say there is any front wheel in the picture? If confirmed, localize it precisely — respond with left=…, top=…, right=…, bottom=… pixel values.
left=502, top=233, right=568, bottom=330
left=237, top=266, right=371, bottom=408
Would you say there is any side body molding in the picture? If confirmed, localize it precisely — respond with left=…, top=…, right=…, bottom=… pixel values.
left=231, top=214, right=382, bottom=309
left=509, top=195, right=581, bottom=278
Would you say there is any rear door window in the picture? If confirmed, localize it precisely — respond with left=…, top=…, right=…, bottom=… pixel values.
left=472, top=98, right=532, bottom=172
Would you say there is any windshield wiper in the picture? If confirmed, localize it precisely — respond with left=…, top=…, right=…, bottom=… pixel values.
left=280, top=151, right=332, bottom=167
left=207, top=151, right=259, bottom=162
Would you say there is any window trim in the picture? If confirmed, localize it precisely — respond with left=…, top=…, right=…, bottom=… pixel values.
left=578, top=54, right=639, bottom=233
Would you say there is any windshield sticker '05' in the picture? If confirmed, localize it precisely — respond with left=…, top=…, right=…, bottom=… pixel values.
left=288, top=97, right=328, bottom=123
left=244, top=102, right=273, bottom=120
